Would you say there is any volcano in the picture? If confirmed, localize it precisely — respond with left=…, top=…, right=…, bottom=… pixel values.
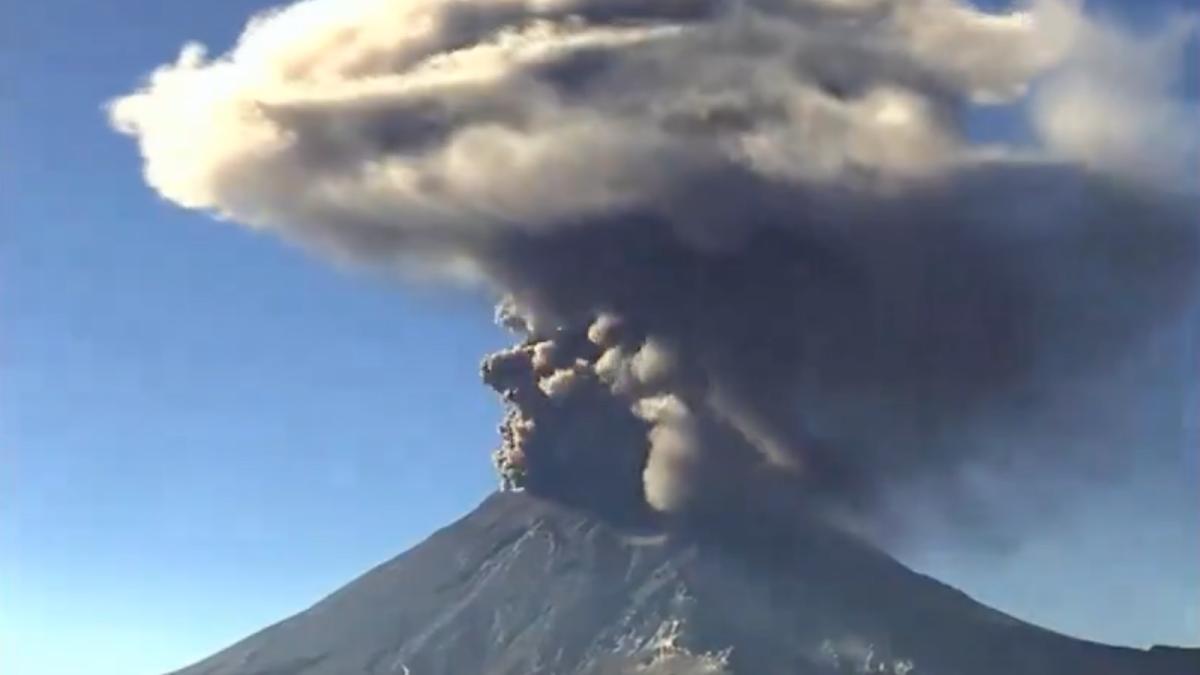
left=168, top=492, right=1195, bottom=675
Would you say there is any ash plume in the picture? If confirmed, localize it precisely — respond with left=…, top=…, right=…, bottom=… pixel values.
left=111, top=0, right=1199, bottom=532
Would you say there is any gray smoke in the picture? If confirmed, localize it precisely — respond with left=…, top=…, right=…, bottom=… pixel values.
left=111, top=0, right=1198, bottom=531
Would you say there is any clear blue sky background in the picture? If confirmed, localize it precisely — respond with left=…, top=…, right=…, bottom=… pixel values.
left=1, top=2, right=1196, bottom=674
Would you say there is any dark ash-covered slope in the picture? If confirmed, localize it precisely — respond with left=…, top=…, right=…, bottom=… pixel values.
left=169, top=492, right=1196, bottom=675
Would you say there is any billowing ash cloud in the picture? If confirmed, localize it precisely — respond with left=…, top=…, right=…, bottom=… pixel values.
left=111, top=0, right=1198, bottom=529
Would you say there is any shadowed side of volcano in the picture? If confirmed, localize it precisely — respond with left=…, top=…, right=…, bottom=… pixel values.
left=168, top=493, right=1197, bottom=675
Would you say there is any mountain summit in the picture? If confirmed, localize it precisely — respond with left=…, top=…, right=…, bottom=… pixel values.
left=169, top=493, right=1196, bottom=675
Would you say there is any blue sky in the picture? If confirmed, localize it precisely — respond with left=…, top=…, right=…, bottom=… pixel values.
left=1, top=1, right=1196, bottom=674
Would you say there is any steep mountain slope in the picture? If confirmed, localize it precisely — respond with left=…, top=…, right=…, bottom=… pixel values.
left=169, top=492, right=1196, bottom=675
